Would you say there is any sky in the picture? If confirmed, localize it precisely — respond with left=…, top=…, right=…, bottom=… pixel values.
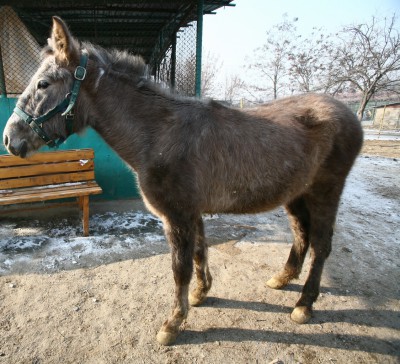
left=202, top=0, right=400, bottom=97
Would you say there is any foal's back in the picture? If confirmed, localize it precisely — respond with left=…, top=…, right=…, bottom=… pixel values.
left=178, top=93, right=363, bottom=214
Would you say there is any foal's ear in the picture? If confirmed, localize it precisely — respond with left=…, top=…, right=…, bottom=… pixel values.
left=51, top=16, right=79, bottom=65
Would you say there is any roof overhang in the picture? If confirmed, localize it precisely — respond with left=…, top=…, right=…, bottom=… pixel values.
left=0, top=1, right=235, bottom=65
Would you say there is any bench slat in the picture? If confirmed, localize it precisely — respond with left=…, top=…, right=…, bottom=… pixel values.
left=1, top=160, right=95, bottom=179
left=0, top=184, right=102, bottom=205
left=0, top=171, right=95, bottom=189
left=0, top=149, right=94, bottom=167
left=0, top=181, right=100, bottom=197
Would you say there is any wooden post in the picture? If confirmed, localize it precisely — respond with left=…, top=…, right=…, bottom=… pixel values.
left=78, top=195, right=90, bottom=236
left=378, top=105, right=386, bottom=139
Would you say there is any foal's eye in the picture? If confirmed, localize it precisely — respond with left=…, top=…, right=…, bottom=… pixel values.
left=37, top=80, right=50, bottom=89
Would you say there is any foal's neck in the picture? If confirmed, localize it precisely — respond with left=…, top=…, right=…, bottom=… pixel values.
left=81, top=66, right=175, bottom=170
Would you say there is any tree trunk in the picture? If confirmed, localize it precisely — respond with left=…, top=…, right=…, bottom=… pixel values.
left=356, top=92, right=372, bottom=121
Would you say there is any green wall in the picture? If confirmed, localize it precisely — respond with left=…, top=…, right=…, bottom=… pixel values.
left=0, top=97, right=140, bottom=200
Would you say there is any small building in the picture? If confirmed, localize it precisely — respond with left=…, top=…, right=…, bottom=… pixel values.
left=373, top=102, right=400, bottom=129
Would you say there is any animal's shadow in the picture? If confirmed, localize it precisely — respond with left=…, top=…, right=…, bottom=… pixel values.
left=177, top=296, right=399, bottom=356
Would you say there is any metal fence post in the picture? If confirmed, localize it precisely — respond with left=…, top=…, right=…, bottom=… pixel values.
left=0, top=44, right=7, bottom=98
left=171, top=31, right=177, bottom=89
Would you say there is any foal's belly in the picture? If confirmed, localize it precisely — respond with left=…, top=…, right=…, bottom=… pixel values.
left=202, top=182, right=301, bottom=214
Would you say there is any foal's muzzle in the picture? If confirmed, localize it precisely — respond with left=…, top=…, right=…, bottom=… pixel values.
left=3, top=114, right=29, bottom=157
left=6, top=139, right=28, bottom=158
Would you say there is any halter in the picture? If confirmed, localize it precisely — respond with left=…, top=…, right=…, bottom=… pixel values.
left=13, top=50, right=88, bottom=148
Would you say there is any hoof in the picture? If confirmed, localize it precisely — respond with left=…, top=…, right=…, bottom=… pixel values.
left=291, top=306, right=312, bottom=324
left=156, top=330, right=178, bottom=346
left=266, top=276, right=287, bottom=290
left=189, top=291, right=207, bottom=306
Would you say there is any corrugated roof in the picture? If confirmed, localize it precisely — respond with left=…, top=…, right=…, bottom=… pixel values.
left=0, top=1, right=235, bottom=65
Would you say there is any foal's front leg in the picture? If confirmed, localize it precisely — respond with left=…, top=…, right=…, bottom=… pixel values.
left=156, top=215, right=196, bottom=346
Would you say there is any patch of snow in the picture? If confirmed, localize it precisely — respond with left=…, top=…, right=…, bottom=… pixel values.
left=337, top=156, right=400, bottom=268
left=0, top=207, right=166, bottom=274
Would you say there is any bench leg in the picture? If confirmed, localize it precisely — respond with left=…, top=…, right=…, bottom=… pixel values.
left=78, top=195, right=90, bottom=236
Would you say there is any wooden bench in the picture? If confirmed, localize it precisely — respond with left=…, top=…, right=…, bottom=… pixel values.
left=0, top=148, right=102, bottom=236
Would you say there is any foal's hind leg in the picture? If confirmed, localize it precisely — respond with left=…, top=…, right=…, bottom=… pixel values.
left=189, top=218, right=213, bottom=306
left=267, top=196, right=310, bottom=289
left=290, top=185, right=343, bottom=324
left=156, top=213, right=196, bottom=346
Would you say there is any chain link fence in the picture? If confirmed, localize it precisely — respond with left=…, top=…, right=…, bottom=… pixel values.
left=156, top=21, right=197, bottom=97
left=0, top=6, right=41, bottom=96
left=175, top=22, right=197, bottom=97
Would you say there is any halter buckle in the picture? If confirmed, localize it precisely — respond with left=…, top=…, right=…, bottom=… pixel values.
left=28, top=120, right=37, bottom=129
left=74, top=66, right=86, bottom=81
left=65, top=110, right=74, bottom=120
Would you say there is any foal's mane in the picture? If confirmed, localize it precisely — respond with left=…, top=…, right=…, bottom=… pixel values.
left=84, top=42, right=180, bottom=103
left=84, top=42, right=196, bottom=104
left=42, top=41, right=147, bottom=79
left=83, top=42, right=147, bottom=79
left=44, top=39, right=200, bottom=104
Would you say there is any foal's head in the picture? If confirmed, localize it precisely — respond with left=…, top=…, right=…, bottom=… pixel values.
left=3, top=17, right=85, bottom=157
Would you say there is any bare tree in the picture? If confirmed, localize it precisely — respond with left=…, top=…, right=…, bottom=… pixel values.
left=174, top=51, right=222, bottom=98
left=175, top=51, right=196, bottom=96
left=201, top=52, right=223, bottom=98
left=248, top=16, right=298, bottom=99
left=224, top=74, right=245, bottom=103
left=287, top=29, right=337, bottom=94
left=335, top=14, right=400, bottom=120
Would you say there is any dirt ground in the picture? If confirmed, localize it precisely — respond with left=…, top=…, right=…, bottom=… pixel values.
left=0, top=137, right=399, bottom=364
left=361, top=139, right=400, bottom=158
